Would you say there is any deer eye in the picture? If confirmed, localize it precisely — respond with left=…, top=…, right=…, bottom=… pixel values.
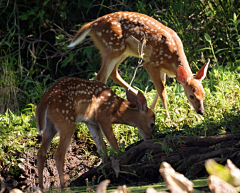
left=189, top=94, right=194, bottom=99
left=150, top=123, right=155, bottom=128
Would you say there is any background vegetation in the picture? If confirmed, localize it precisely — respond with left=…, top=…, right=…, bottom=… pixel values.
left=0, top=0, right=240, bottom=177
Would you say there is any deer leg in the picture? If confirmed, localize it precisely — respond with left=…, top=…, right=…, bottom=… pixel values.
left=144, top=64, right=171, bottom=122
left=109, top=55, right=138, bottom=95
left=94, top=54, right=124, bottom=84
left=150, top=93, right=159, bottom=110
left=53, top=123, right=76, bottom=188
left=98, top=121, right=119, bottom=152
left=37, top=120, right=57, bottom=189
left=98, top=121, right=120, bottom=177
left=159, top=72, right=171, bottom=123
left=150, top=72, right=167, bottom=110
left=86, top=123, right=107, bottom=161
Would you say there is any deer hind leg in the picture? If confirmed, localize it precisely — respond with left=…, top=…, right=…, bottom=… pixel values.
left=86, top=122, right=107, bottom=161
left=37, top=119, right=57, bottom=189
left=53, top=122, right=76, bottom=187
left=94, top=52, right=126, bottom=84
left=109, top=54, right=138, bottom=95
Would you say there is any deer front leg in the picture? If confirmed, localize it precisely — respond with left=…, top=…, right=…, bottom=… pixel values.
left=98, top=121, right=119, bottom=152
left=150, top=92, right=159, bottom=110
left=98, top=121, right=120, bottom=177
left=150, top=72, right=167, bottom=110
left=144, top=64, right=171, bottom=123
left=86, top=123, right=107, bottom=162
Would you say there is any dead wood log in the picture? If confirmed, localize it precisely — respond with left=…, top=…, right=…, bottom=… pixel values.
left=73, top=134, right=240, bottom=186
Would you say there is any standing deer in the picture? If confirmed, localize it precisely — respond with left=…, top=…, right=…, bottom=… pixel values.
left=68, top=11, right=209, bottom=121
left=36, top=77, right=155, bottom=188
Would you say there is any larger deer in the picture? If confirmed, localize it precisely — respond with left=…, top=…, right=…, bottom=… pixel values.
left=36, top=77, right=155, bottom=188
left=68, top=11, right=209, bottom=121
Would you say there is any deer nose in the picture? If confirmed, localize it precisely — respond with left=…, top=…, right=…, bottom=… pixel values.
left=197, top=109, right=204, bottom=115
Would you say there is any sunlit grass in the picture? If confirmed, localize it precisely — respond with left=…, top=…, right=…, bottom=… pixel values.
left=0, top=64, right=239, bottom=176
left=33, top=178, right=208, bottom=193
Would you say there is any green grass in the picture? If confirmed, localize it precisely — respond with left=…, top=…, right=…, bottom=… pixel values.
left=0, top=64, right=240, bottom=175
left=1, top=0, right=240, bottom=113
left=29, top=178, right=208, bottom=193
left=0, top=105, right=38, bottom=176
left=1, top=1, right=240, bottom=191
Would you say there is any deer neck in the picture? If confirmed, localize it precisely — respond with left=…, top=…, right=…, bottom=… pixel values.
left=177, top=50, right=193, bottom=78
left=111, top=100, right=138, bottom=127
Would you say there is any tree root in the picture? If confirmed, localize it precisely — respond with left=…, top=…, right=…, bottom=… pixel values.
left=73, top=134, right=240, bottom=186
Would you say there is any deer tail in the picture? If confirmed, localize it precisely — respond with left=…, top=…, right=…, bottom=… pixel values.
left=68, top=22, right=93, bottom=47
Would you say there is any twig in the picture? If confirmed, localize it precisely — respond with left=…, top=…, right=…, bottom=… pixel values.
left=128, top=35, right=147, bottom=87
left=119, top=170, right=140, bottom=178
left=14, top=0, right=22, bottom=80
left=54, top=23, right=73, bottom=38
left=0, top=0, right=9, bottom=15
left=55, top=55, right=63, bottom=74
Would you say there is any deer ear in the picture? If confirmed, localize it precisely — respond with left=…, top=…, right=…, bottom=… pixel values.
left=136, top=91, right=148, bottom=112
left=195, top=59, right=210, bottom=81
left=176, top=66, right=188, bottom=85
left=126, top=89, right=137, bottom=105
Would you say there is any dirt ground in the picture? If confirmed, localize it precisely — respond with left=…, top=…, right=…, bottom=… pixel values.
left=0, top=138, right=100, bottom=192
left=1, top=134, right=240, bottom=193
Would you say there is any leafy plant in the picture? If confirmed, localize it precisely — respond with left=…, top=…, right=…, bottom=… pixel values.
left=144, top=150, right=154, bottom=162
left=1, top=0, right=240, bottom=180
left=154, top=136, right=174, bottom=156
left=0, top=105, right=38, bottom=175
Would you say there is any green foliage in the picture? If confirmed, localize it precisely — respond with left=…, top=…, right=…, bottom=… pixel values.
left=153, top=64, right=240, bottom=137
left=1, top=0, right=240, bottom=111
left=154, top=136, right=174, bottom=156
left=205, top=159, right=232, bottom=183
left=0, top=64, right=239, bottom=175
left=0, top=52, right=20, bottom=113
left=0, top=105, right=38, bottom=175
left=1, top=0, right=240, bottom=178
left=142, top=150, right=154, bottom=162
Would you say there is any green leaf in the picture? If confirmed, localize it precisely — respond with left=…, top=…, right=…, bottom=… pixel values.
left=19, top=13, right=29, bottom=20
left=204, top=33, right=211, bottom=43
left=205, top=159, right=231, bottom=182
left=43, top=0, right=51, bottom=6
left=233, top=13, right=237, bottom=22
left=83, top=47, right=93, bottom=59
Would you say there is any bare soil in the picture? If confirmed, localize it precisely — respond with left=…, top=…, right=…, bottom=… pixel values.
left=0, top=138, right=100, bottom=192
left=1, top=134, right=240, bottom=193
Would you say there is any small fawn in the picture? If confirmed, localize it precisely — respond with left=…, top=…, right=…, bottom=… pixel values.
left=68, top=11, right=209, bottom=121
left=36, top=77, right=155, bottom=188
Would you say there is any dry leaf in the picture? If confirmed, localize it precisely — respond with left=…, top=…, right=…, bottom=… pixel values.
left=146, top=187, right=168, bottom=193
left=110, top=185, right=130, bottom=193
left=208, top=175, right=237, bottom=193
left=96, top=179, right=110, bottom=193
left=205, top=159, right=231, bottom=182
left=9, top=189, right=23, bottom=193
left=159, top=161, right=194, bottom=193
left=225, top=159, right=240, bottom=186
